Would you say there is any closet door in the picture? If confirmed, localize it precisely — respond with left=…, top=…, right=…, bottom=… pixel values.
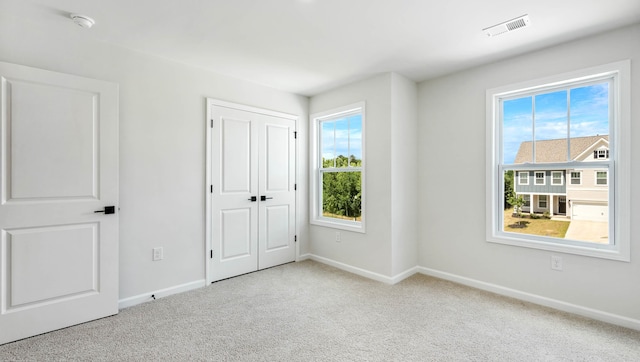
left=208, top=101, right=296, bottom=282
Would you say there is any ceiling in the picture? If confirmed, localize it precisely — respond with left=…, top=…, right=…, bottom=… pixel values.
left=4, top=0, right=640, bottom=96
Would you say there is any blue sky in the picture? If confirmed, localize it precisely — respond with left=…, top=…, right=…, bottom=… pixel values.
left=503, top=83, right=610, bottom=164
left=321, top=114, right=362, bottom=165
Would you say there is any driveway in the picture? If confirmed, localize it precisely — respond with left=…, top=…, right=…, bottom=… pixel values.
left=564, top=220, right=608, bottom=244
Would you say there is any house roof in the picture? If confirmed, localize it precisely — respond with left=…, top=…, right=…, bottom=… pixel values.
left=514, top=135, right=609, bottom=163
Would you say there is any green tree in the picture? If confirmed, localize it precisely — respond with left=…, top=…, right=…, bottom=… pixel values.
left=322, top=156, right=362, bottom=219
left=504, top=170, right=514, bottom=210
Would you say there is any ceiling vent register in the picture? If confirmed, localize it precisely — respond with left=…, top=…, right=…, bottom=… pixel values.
left=483, top=15, right=530, bottom=37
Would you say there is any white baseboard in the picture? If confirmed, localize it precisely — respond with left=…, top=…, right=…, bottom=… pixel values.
left=118, top=279, right=206, bottom=309
left=306, top=254, right=417, bottom=285
left=297, top=253, right=312, bottom=261
left=417, top=266, right=640, bottom=331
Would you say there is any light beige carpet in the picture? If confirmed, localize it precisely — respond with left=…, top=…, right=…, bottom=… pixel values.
left=1, top=260, right=639, bottom=361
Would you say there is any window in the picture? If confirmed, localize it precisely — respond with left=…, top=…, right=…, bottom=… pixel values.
left=594, top=149, right=609, bottom=159
left=596, top=171, right=608, bottom=186
left=538, top=195, right=548, bottom=209
left=518, top=172, right=529, bottom=185
left=522, top=194, right=530, bottom=207
left=310, top=102, right=365, bottom=233
left=570, top=171, right=582, bottom=185
left=486, top=61, right=630, bottom=261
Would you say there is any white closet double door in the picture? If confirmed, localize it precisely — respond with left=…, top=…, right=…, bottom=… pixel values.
left=208, top=101, right=296, bottom=282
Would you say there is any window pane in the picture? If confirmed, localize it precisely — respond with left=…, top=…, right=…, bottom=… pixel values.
left=321, top=121, right=335, bottom=168
left=570, top=84, right=609, bottom=155
left=322, top=171, right=362, bottom=221
left=348, top=115, right=362, bottom=167
left=334, top=117, right=349, bottom=168
left=504, top=167, right=609, bottom=244
left=504, top=97, right=533, bottom=164
left=535, top=90, right=568, bottom=163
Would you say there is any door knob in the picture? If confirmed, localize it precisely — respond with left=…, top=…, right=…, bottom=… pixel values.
left=248, top=196, right=257, bottom=202
left=94, top=206, right=116, bottom=214
left=260, top=196, right=273, bottom=201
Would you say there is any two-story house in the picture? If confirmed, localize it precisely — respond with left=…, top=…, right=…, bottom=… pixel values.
left=513, top=135, right=609, bottom=222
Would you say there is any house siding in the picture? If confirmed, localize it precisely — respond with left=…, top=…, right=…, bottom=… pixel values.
left=515, top=171, right=566, bottom=194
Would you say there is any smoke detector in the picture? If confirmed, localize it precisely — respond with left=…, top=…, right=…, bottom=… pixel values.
left=70, top=14, right=95, bottom=29
left=483, top=15, right=530, bottom=37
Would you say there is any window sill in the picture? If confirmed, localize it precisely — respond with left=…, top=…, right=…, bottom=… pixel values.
left=487, top=233, right=629, bottom=262
left=310, top=218, right=365, bottom=234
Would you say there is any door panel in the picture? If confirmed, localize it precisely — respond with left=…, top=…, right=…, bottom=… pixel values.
left=8, top=80, right=97, bottom=201
left=210, top=107, right=258, bottom=281
left=258, top=118, right=296, bottom=269
left=221, top=118, right=251, bottom=193
left=209, top=102, right=296, bottom=282
left=0, top=62, right=118, bottom=344
left=221, top=209, right=252, bottom=259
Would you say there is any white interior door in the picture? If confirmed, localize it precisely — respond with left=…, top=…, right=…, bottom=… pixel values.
left=0, top=62, right=119, bottom=344
left=210, top=106, right=259, bottom=281
left=258, top=118, right=296, bottom=270
left=208, top=101, right=296, bottom=282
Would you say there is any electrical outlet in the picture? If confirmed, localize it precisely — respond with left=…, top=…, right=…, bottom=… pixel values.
left=551, top=255, right=563, bottom=271
left=153, top=247, right=163, bottom=261
left=335, top=231, right=341, bottom=243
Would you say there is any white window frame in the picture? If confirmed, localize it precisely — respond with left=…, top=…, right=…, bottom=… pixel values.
left=518, top=172, right=529, bottom=185
left=486, top=60, right=630, bottom=261
left=310, top=102, right=366, bottom=233
left=595, top=170, right=608, bottom=186
left=570, top=171, right=582, bottom=185
left=538, top=195, right=548, bottom=209
left=535, top=172, right=545, bottom=185
left=551, top=171, right=563, bottom=186
left=522, top=194, right=530, bottom=207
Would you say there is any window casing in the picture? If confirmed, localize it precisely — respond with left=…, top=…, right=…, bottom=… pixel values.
left=551, top=171, right=563, bottom=185
left=570, top=171, right=582, bottom=185
left=486, top=61, right=630, bottom=261
left=518, top=172, right=529, bottom=185
left=310, top=102, right=365, bottom=233
left=538, top=195, right=548, bottom=209
left=596, top=171, right=608, bottom=186
left=535, top=172, right=545, bottom=185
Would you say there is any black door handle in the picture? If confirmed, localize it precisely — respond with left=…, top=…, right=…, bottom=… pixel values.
left=248, top=196, right=257, bottom=202
left=95, top=206, right=116, bottom=214
left=260, top=196, right=273, bottom=201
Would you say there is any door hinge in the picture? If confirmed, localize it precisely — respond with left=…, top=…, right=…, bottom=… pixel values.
left=210, top=185, right=213, bottom=193
left=294, top=131, right=297, bottom=139
left=294, top=235, right=297, bottom=242
left=294, top=183, right=297, bottom=191
left=210, top=119, right=213, bottom=128
left=210, top=250, right=213, bottom=259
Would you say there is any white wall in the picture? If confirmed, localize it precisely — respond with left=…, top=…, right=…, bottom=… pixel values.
left=417, top=24, right=640, bottom=321
left=390, top=74, right=418, bottom=276
left=0, top=8, right=309, bottom=300
left=309, top=74, right=393, bottom=276
left=308, top=73, right=419, bottom=279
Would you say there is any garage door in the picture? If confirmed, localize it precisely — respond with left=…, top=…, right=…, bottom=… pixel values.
left=572, top=202, right=608, bottom=222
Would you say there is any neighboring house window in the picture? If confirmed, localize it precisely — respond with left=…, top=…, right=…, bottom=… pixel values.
left=570, top=171, right=581, bottom=185
left=522, top=194, right=530, bottom=207
left=596, top=171, right=608, bottom=185
left=538, top=195, right=548, bottom=209
left=551, top=171, right=563, bottom=185
left=594, top=149, right=609, bottom=159
left=486, top=61, right=630, bottom=261
left=310, top=102, right=365, bottom=233
left=518, top=172, right=529, bottom=185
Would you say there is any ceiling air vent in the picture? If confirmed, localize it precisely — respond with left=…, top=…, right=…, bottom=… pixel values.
left=483, top=15, right=530, bottom=37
